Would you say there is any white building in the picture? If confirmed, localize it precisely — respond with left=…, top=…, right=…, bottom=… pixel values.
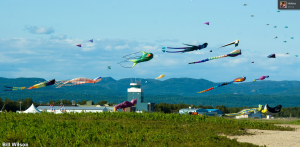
left=36, top=106, right=109, bottom=113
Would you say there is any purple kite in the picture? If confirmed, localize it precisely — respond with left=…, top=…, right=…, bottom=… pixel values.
left=204, top=22, right=209, bottom=25
left=114, top=99, right=137, bottom=111
left=88, top=39, right=93, bottom=43
left=254, top=76, right=269, bottom=81
left=76, top=44, right=81, bottom=47
left=251, top=61, right=254, bottom=63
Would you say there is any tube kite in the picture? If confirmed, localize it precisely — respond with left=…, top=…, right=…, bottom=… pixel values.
left=155, top=74, right=165, bottom=79
left=198, top=76, right=246, bottom=93
left=261, top=104, right=282, bottom=115
left=3, top=86, right=26, bottom=91
left=218, top=40, right=239, bottom=49
left=118, top=51, right=153, bottom=68
left=55, top=77, right=101, bottom=88
left=268, top=54, right=276, bottom=58
left=114, top=99, right=137, bottom=112
left=164, top=43, right=208, bottom=53
left=225, top=105, right=263, bottom=116
left=189, top=49, right=241, bottom=64
left=254, top=76, right=269, bottom=81
left=27, top=79, right=56, bottom=89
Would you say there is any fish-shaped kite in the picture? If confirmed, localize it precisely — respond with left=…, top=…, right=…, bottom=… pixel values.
left=198, top=76, right=246, bottom=93
left=254, top=76, right=269, bottom=82
left=27, top=79, right=55, bottom=89
left=218, top=40, right=239, bottom=49
left=189, top=49, right=241, bottom=64
left=55, top=77, right=101, bottom=88
left=118, top=51, right=153, bottom=68
left=114, top=99, right=137, bottom=112
left=155, top=74, right=165, bottom=79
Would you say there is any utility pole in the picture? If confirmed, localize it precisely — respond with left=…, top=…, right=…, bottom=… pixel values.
left=19, top=101, right=22, bottom=111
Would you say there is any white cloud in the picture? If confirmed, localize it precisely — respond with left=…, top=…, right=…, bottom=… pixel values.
left=50, top=34, right=67, bottom=40
left=115, top=45, right=128, bottom=50
left=24, top=26, right=55, bottom=34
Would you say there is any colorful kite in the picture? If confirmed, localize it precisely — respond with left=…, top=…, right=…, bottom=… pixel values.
left=3, top=86, right=26, bottom=91
left=76, top=44, right=81, bottom=47
left=261, top=104, right=282, bottom=115
left=225, top=105, right=263, bottom=116
left=114, top=99, right=137, bottom=112
left=204, top=22, right=209, bottom=25
left=218, top=40, right=239, bottom=49
left=27, top=79, right=55, bottom=89
left=267, top=54, right=276, bottom=58
left=254, top=76, right=269, bottom=82
left=189, top=49, right=241, bottom=64
left=55, top=77, right=101, bottom=88
left=198, top=76, right=246, bottom=93
left=164, top=43, right=208, bottom=53
left=155, top=74, right=165, bottom=79
left=118, top=51, right=153, bottom=68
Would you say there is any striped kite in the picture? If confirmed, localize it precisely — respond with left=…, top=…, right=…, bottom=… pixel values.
left=3, top=86, right=26, bottom=91
left=27, top=79, right=55, bottom=89
left=55, top=77, right=101, bottom=88
left=218, top=40, right=239, bottom=49
left=189, top=49, right=241, bottom=64
left=198, top=76, right=246, bottom=93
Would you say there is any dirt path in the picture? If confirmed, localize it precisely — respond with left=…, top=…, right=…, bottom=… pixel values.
left=226, top=124, right=300, bottom=147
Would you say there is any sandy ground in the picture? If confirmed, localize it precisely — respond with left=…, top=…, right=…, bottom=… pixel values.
left=226, top=124, right=300, bottom=147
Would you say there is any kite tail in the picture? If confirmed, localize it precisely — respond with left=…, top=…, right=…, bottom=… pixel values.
left=4, top=86, right=13, bottom=88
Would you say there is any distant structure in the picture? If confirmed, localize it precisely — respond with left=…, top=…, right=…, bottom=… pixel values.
left=127, top=79, right=155, bottom=113
left=179, top=107, right=223, bottom=116
left=235, top=112, right=262, bottom=119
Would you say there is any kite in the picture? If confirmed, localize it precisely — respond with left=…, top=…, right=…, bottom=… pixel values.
left=76, top=44, right=81, bottom=47
left=266, top=24, right=269, bottom=25
left=145, top=81, right=147, bottom=83
left=27, top=79, right=55, bottom=89
left=225, top=105, right=263, bottom=116
left=162, top=47, right=166, bottom=52
left=285, top=26, right=288, bottom=28
left=3, top=86, right=26, bottom=91
left=267, top=54, right=276, bottom=58
left=274, top=26, right=277, bottom=28
left=155, top=74, right=165, bottom=79
left=164, top=43, right=208, bottom=53
left=218, top=40, right=239, bottom=49
left=118, top=51, right=153, bottom=68
left=291, top=37, right=294, bottom=39
left=275, top=36, right=278, bottom=39
left=244, top=4, right=247, bottom=6
left=251, top=15, right=254, bottom=17
left=283, top=41, right=287, bottom=43
left=286, top=53, right=289, bottom=54
left=210, top=50, right=212, bottom=52
left=254, top=76, right=269, bottom=81
left=108, top=66, right=111, bottom=69
left=296, top=55, right=298, bottom=57
left=261, top=104, right=282, bottom=115
left=114, top=99, right=137, bottom=112
left=277, top=11, right=280, bottom=12
left=251, top=61, right=254, bottom=63
left=198, top=76, right=246, bottom=93
left=88, top=39, right=93, bottom=43
left=204, top=22, right=209, bottom=25
left=189, top=49, right=241, bottom=64
left=55, top=77, right=101, bottom=88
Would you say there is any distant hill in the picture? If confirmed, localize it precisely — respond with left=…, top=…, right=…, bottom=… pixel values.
left=1, top=77, right=300, bottom=107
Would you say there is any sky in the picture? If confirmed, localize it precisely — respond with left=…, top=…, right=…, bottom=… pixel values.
left=0, top=0, right=300, bottom=82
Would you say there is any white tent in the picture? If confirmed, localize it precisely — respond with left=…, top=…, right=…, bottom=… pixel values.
left=22, top=103, right=41, bottom=113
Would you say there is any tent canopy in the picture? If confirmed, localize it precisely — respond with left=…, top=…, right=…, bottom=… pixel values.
left=23, top=103, right=41, bottom=113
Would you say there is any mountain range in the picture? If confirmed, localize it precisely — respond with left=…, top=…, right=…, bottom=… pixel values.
left=0, top=77, right=300, bottom=107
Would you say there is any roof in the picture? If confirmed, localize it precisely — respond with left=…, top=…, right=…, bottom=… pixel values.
left=206, top=109, right=221, bottom=112
left=37, top=106, right=108, bottom=110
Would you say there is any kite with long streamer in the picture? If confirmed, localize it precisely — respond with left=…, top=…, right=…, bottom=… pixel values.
left=189, top=49, right=241, bottom=64
left=198, top=76, right=246, bottom=93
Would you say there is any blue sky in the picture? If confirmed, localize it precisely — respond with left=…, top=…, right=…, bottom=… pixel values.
left=0, top=0, right=300, bottom=82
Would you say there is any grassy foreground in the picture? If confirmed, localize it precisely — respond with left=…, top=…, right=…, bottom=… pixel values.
left=0, top=112, right=294, bottom=147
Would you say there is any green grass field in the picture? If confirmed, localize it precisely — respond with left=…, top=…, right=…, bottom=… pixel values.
left=0, top=112, right=295, bottom=147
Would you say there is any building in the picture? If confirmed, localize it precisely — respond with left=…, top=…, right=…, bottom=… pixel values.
left=179, top=106, right=208, bottom=115
left=127, top=79, right=155, bottom=113
left=206, top=109, right=223, bottom=117
left=37, top=105, right=109, bottom=113
left=235, top=112, right=262, bottom=119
